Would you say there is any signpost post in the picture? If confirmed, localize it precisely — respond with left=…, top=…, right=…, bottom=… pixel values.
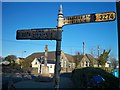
left=54, top=5, right=63, bottom=90
left=16, top=4, right=116, bottom=90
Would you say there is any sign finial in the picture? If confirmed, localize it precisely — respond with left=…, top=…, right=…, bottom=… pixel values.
left=59, top=4, right=63, bottom=15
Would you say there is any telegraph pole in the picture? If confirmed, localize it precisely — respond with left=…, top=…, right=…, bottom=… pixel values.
left=83, top=42, right=85, bottom=55
left=54, top=4, right=63, bottom=90
left=98, top=45, right=100, bottom=58
left=97, top=45, right=100, bottom=67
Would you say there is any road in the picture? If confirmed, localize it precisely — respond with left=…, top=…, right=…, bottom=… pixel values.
left=2, top=72, right=75, bottom=89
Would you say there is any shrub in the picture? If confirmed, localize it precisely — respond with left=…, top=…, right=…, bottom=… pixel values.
left=72, top=67, right=119, bottom=88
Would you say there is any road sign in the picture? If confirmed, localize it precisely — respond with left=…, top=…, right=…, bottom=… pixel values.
left=63, top=12, right=116, bottom=25
left=16, top=30, right=31, bottom=40
left=16, top=28, right=62, bottom=40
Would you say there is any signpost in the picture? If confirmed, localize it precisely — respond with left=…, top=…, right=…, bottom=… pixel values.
left=16, top=28, right=61, bottom=40
left=16, top=4, right=116, bottom=90
left=63, top=12, right=116, bottom=26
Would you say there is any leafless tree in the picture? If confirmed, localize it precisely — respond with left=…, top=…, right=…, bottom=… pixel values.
left=110, top=57, right=118, bottom=69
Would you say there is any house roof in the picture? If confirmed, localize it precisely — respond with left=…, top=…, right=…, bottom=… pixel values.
left=26, top=51, right=97, bottom=64
left=32, top=58, right=55, bottom=64
left=73, top=54, right=98, bottom=64
left=27, top=51, right=56, bottom=60
left=64, top=53, right=75, bottom=63
left=73, top=54, right=84, bottom=61
left=26, top=51, right=74, bottom=63
left=42, top=60, right=56, bottom=64
left=86, top=54, right=98, bottom=64
left=18, top=57, right=25, bottom=60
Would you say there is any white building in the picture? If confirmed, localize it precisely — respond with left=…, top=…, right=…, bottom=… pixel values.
left=29, top=51, right=76, bottom=74
left=105, top=61, right=110, bottom=67
left=31, top=58, right=55, bottom=74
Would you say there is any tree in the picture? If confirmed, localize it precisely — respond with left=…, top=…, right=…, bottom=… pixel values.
left=98, top=49, right=111, bottom=67
left=110, top=57, right=118, bottom=69
left=4, top=55, right=17, bottom=66
left=21, top=60, right=31, bottom=68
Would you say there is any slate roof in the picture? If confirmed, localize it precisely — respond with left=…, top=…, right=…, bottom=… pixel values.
left=86, top=54, right=98, bottom=64
left=26, top=51, right=97, bottom=64
left=73, top=54, right=98, bottom=64
left=64, top=53, right=75, bottom=63
left=42, top=60, right=56, bottom=64
left=26, top=51, right=74, bottom=63
left=26, top=51, right=56, bottom=63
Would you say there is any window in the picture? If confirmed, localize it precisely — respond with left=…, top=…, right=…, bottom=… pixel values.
left=50, top=65, right=52, bottom=68
left=64, top=61, right=66, bottom=68
left=35, top=62, right=37, bottom=65
left=86, top=61, right=88, bottom=67
left=86, top=60, right=89, bottom=67
left=69, top=64, right=71, bottom=68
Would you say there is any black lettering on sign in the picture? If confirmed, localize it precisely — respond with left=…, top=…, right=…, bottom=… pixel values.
left=95, top=12, right=116, bottom=22
left=63, top=12, right=115, bottom=26
left=85, top=15, right=91, bottom=22
left=16, top=30, right=31, bottom=39
left=90, top=14, right=95, bottom=22
left=64, top=14, right=91, bottom=24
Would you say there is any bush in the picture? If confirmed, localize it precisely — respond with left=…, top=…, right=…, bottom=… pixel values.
left=72, top=67, right=119, bottom=88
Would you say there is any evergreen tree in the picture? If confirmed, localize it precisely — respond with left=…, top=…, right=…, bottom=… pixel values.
left=98, top=49, right=111, bottom=67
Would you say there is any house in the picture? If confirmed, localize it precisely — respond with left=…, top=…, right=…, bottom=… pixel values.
left=74, top=54, right=98, bottom=68
left=41, top=60, right=55, bottom=74
left=27, top=51, right=76, bottom=74
left=31, top=58, right=55, bottom=74
left=105, top=61, right=110, bottom=67
left=15, top=58, right=24, bottom=65
left=74, top=53, right=111, bottom=68
left=28, top=50, right=112, bottom=75
left=62, top=53, right=76, bottom=72
left=31, top=58, right=40, bottom=68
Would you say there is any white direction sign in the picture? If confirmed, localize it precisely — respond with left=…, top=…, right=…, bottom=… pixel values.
left=63, top=12, right=116, bottom=25
left=16, top=28, right=61, bottom=40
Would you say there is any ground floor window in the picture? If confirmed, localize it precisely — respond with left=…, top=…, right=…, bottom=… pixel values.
left=50, top=65, right=52, bottom=68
